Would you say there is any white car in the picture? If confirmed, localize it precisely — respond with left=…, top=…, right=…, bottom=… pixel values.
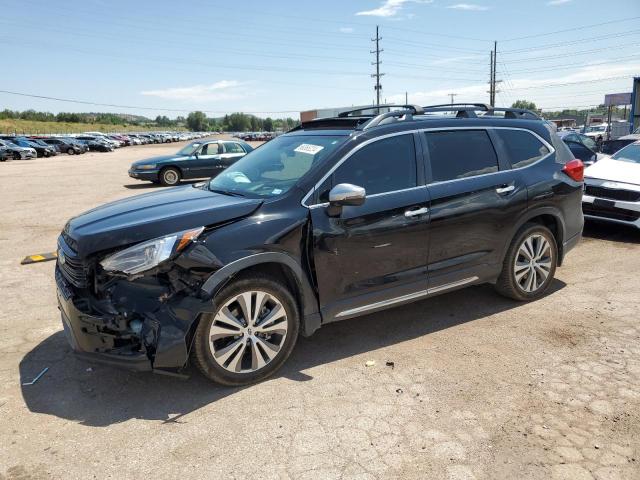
left=582, top=141, right=640, bottom=229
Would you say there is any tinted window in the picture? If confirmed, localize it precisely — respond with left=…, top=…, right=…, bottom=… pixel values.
left=425, top=130, right=498, bottom=181
left=224, top=142, right=245, bottom=154
left=494, top=129, right=550, bottom=168
left=331, top=134, right=417, bottom=196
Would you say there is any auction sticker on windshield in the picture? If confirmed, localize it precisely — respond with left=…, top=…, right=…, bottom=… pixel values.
left=294, top=144, right=324, bottom=155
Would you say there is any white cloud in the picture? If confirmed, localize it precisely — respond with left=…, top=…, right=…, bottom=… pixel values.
left=140, top=80, right=248, bottom=101
left=547, top=0, right=572, bottom=5
left=446, top=3, right=490, bottom=11
left=356, top=0, right=432, bottom=17
left=339, top=27, right=355, bottom=33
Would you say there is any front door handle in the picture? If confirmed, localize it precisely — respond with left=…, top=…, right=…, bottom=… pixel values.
left=496, top=185, right=515, bottom=194
left=404, top=207, right=429, bottom=218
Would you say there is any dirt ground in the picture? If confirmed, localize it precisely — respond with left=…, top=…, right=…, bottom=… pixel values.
left=0, top=139, right=639, bottom=480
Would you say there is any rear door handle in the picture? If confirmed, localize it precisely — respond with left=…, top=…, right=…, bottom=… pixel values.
left=404, top=207, right=429, bottom=218
left=496, top=185, right=515, bottom=194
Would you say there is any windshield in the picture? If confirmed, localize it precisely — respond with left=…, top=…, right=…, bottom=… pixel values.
left=209, top=135, right=347, bottom=198
left=611, top=143, right=640, bottom=164
left=587, top=125, right=606, bottom=132
left=177, top=142, right=201, bottom=156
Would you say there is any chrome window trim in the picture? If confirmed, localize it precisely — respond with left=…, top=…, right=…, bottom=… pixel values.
left=334, top=276, right=479, bottom=318
left=301, top=126, right=555, bottom=208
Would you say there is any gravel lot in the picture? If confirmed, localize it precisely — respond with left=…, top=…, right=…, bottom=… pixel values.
left=0, top=139, right=639, bottom=480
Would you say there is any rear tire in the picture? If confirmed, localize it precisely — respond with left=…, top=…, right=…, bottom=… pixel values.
left=159, top=167, right=181, bottom=186
left=193, top=275, right=300, bottom=386
left=495, top=223, right=557, bottom=301
left=12, top=152, right=20, bottom=160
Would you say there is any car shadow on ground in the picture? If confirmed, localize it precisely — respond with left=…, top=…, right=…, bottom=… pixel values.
left=19, top=281, right=566, bottom=427
left=582, top=220, right=639, bottom=244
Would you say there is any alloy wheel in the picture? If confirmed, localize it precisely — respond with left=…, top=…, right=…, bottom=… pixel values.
left=514, top=234, right=553, bottom=293
left=208, top=290, right=288, bottom=373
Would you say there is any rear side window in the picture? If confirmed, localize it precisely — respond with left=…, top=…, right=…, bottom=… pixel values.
left=331, top=134, right=417, bottom=196
left=493, top=129, right=550, bottom=168
left=224, top=142, right=246, bottom=154
left=425, top=130, right=498, bottom=182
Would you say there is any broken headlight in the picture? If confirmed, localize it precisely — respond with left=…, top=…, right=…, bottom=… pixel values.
left=100, top=227, right=204, bottom=275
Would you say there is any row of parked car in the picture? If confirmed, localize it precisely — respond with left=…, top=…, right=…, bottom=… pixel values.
left=0, top=131, right=209, bottom=161
left=233, top=132, right=279, bottom=142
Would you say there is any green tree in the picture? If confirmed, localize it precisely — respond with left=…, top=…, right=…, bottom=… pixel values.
left=511, top=100, right=537, bottom=111
left=263, top=117, right=274, bottom=132
left=186, top=111, right=208, bottom=131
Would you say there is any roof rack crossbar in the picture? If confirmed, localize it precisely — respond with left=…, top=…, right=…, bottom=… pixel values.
left=338, top=104, right=424, bottom=118
left=361, top=109, right=420, bottom=130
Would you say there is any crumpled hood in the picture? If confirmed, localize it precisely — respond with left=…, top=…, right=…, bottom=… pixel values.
left=585, top=157, right=640, bottom=186
left=131, top=154, right=188, bottom=167
left=65, top=185, right=262, bottom=257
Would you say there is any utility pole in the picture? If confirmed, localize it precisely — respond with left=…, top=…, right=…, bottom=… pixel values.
left=371, top=25, right=384, bottom=111
left=488, top=50, right=494, bottom=106
left=448, top=93, right=458, bottom=106
left=405, top=91, right=408, bottom=105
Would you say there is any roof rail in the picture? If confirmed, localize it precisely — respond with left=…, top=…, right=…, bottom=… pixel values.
left=338, top=104, right=424, bottom=118
left=420, top=103, right=540, bottom=119
left=358, top=105, right=426, bottom=130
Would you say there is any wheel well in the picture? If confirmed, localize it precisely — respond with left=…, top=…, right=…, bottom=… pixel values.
left=234, top=262, right=303, bottom=311
left=526, top=214, right=564, bottom=263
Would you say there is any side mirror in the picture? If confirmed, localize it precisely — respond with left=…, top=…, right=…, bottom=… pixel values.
left=328, top=183, right=366, bottom=207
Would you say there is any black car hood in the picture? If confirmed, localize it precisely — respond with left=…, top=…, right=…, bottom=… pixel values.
left=65, top=185, right=262, bottom=257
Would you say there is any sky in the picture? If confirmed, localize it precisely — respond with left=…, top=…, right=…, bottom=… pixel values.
left=0, top=0, right=639, bottom=119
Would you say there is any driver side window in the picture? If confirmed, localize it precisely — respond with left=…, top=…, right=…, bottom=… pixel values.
left=320, top=134, right=417, bottom=201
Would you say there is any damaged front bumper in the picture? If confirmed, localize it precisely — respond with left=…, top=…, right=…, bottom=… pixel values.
left=55, top=265, right=214, bottom=374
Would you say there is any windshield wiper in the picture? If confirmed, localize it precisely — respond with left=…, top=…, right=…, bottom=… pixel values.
left=208, top=187, right=246, bottom=198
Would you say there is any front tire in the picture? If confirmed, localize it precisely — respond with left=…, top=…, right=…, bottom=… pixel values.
left=67, top=148, right=75, bottom=155
left=193, top=275, right=300, bottom=386
left=13, top=152, right=21, bottom=160
left=495, top=223, right=557, bottom=301
left=159, top=167, right=180, bottom=186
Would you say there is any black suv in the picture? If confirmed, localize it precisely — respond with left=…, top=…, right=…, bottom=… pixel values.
left=55, top=104, right=584, bottom=385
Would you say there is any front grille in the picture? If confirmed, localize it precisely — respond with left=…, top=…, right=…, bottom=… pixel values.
left=59, top=254, right=91, bottom=288
left=58, top=235, right=91, bottom=288
left=585, top=185, right=640, bottom=202
left=583, top=204, right=640, bottom=222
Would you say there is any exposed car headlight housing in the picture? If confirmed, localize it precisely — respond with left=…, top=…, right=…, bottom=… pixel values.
left=137, top=164, right=156, bottom=170
left=100, top=227, right=204, bottom=275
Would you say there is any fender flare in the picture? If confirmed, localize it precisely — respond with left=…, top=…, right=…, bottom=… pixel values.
left=503, top=206, right=567, bottom=262
left=199, top=252, right=321, bottom=336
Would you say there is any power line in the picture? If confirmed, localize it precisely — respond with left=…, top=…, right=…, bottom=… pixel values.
left=503, top=75, right=633, bottom=91
left=0, top=90, right=302, bottom=115
left=500, top=43, right=640, bottom=63
left=500, top=29, right=640, bottom=54
left=503, top=54, right=640, bottom=75
left=500, top=15, right=640, bottom=42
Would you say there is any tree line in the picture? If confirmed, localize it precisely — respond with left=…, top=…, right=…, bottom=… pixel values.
left=186, top=111, right=299, bottom=132
left=0, top=108, right=300, bottom=132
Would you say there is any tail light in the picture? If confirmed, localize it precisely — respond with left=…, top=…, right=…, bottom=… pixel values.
left=562, top=159, right=584, bottom=182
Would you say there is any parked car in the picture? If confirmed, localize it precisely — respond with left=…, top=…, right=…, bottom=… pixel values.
left=77, top=139, right=113, bottom=152
left=128, top=140, right=253, bottom=186
left=0, top=146, right=11, bottom=161
left=583, top=124, right=608, bottom=146
left=40, top=137, right=84, bottom=155
left=557, top=131, right=601, bottom=166
left=582, top=141, right=640, bottom=229
left=8, top=137, right=56, bottom=158
left=26, top=138, right=58, bottom=156
left=55, top=104, right=583, bottom=385
left=77, top=135, right=119, bottom=149
left=0, top=139, right=36, bottom=159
